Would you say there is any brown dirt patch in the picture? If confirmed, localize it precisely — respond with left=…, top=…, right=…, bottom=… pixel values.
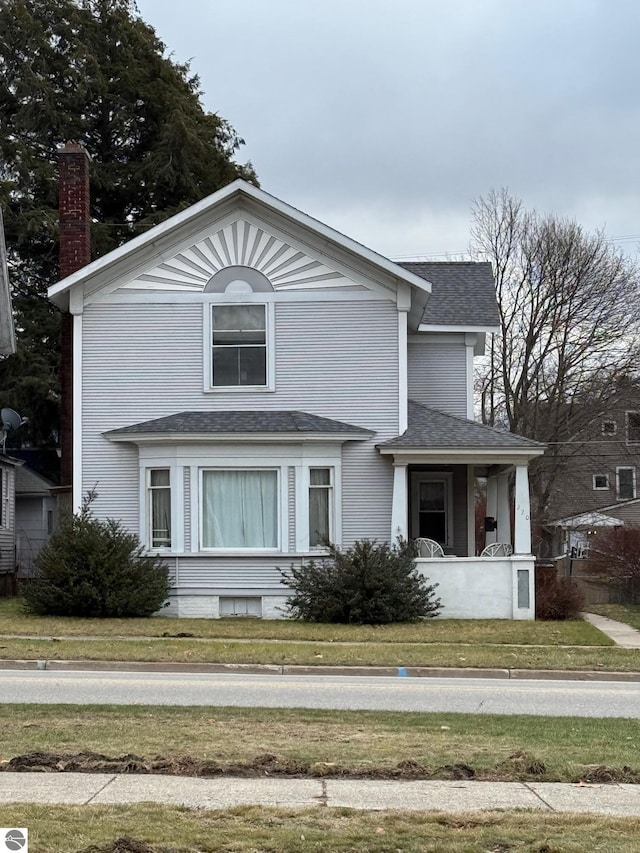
left=3, top=750, right=640, bottom=784
left=77, top=838, right=179, bottom=853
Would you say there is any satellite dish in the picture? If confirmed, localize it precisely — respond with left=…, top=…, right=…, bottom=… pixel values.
left=0, top=407, right=28, bottom=453
left=1, top=408, right=23, bottom=431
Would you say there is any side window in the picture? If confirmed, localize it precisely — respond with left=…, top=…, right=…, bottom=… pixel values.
left=616, top=467, right=636, bottom=501
left=627, top=412, right=640, bottom=443
left=148, top=469, right=171, bottom=549
left=309, top=468, right=334, bottom=548
left=211, top=304, right=267, bottom=388
left=593, top=474, right=609, bottom=490
left=602, top=420, right=617, bottom=436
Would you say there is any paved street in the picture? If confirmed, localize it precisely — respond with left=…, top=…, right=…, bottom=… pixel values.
left=1, top=669, right=640, bottom=717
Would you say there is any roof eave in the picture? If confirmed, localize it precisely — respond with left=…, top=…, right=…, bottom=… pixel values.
left=418, top=323, right=500, bottom=334
left=105, top=430, right=373, bottom=444
left=377, top=446, right=545, bottom=465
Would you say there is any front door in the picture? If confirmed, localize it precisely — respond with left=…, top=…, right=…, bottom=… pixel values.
left=410, top=473, right=453, bottom=547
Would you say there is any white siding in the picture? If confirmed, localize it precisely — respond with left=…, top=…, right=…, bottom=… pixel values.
left=408, top=337, right=467, bottom=417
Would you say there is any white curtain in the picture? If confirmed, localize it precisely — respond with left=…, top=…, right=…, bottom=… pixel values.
left=202, top=470, right=278, bottom=548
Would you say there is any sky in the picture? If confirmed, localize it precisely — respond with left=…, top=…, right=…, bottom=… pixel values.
left=136, top=0, right=640, bottom=261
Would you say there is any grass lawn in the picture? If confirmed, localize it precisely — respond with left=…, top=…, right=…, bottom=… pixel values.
left=588, top=604, right=640, bottom=632
left=2, top=598, right=636, bottom=672
left=2, top=804, right=640, bottom=852
left=2, top=704, right=640, bottom=783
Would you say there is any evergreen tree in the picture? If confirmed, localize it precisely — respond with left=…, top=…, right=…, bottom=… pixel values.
left=0, top=0, right=257, bottom=447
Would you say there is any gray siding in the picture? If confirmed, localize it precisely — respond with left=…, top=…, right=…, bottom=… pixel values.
left=16, top=495, right=56, bottom=575
left=82, top=297, right=399, bottom=569
left=408, top=337, right=467, bottom=417
left=172, top=555, right=294, bottom=594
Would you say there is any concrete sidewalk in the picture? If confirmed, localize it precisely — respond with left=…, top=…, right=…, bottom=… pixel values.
left=2, top=772, right=640, bottom=816
left=583, top=612, right=640, bottom=649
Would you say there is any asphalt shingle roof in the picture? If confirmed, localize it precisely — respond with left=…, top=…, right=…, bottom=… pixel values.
left=398, top=261, right=499, bottom=328
left=380, top=401, right=544, bottom=449
left=15, top=466, right=55, bottom=496
left=105, top=410, right=372, bottom=437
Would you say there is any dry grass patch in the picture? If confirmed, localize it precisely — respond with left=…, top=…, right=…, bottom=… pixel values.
left=1, top=804, right=639, bottom=852
left=0, top=598, right=611, bottom=645
left=2, top=705, right=640, bottom=783
left=0, top=635, right=635, bottom=670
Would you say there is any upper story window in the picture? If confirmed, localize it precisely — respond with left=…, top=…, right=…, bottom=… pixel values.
left=211, top=304, right=267, bottom=388
left=593, top=474, right=609, bottom=490
left=627, top=412, right=640, bottom=443
left=602, top=420, right=617, bottom=436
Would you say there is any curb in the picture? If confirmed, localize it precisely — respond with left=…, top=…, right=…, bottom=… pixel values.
left=1, top=658, right=640, bottom=681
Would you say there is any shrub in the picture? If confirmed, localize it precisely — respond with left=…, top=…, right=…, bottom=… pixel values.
left=23, top=500, right=171, bottom=617
left=535, top=565, right=584, bottom=620
left=280, top=539, right=441, bottom=624
left=587, top=526, right=640, bottom=604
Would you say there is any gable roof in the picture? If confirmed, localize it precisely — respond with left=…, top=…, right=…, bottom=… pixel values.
left=15, top=465, right=56, bottom=496
left=105, top=410, right=373, bottom=443
left=398, top=261, right=499, bottom=330
left=48, top=180, right=432, bottom=309
left=378, top=401, right=544, bottom=461
left=0, top=209, right=16, bottom=355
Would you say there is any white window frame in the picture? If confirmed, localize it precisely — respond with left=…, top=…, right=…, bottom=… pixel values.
left=616, top=466, right=636, bottom=501
left=203, top=300, right=275, bottom=393
left=146, top=467, right=172, bottom=551
left=295, top=459, right=342, bottom=552
left=602, top=420, right=617, bottom=436
left=199, top=466, right=281, bottom=552
left=592, top=474, right=609, bottom=491
left=308, top=467, right=335, bottom=549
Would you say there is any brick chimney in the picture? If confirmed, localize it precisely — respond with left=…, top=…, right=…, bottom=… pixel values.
left=58, top=142, right=91, bottom=494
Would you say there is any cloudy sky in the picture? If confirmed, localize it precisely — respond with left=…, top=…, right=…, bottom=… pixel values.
left=136, top=0, right=640, bottom=261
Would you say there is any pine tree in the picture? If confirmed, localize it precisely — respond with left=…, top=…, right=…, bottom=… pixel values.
left=0, top=0, right=257, bottom=446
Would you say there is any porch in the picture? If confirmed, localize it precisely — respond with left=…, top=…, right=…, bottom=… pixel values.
left=378, top=402, right=545, bottom=620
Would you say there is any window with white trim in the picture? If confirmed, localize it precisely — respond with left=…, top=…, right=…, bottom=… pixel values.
left=148, top=468, right=171, bottom=548
left=602, top=420, right=617, bottom=436
left=616, top=466, right=636, bottom=501
left=211, top=304, right=267, bottom=387
left=309, top=467, right=334, bottom=548
left=593, top=474, right=609, bottom=490
left=201, top=468, right=278, bottom=549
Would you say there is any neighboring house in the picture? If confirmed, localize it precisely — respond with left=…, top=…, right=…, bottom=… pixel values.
left=15, top=465, right=57, bottom=577
left=546, top=385, right=640, bottom=556
left=47, top=177, right=544, bottom=620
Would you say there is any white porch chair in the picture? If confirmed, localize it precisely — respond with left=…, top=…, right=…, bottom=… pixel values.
left=480, top=542, right=513, bottom=557
left=415, top=537, right=445, bottom=558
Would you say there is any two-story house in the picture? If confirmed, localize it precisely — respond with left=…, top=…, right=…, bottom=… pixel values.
left=546, top=382, right=640, bottom=556
left=47, top=163, right=543, bottom=619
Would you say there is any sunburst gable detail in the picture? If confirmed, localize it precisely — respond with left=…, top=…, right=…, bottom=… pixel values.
left=118, top=219, right=358, bottom=292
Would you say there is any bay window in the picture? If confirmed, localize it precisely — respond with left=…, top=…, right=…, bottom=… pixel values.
left=309, top=467, right=333, bottom=547
left=202, top=469, right=278, bottom=548
left=148, top=468, right=171, bottom=549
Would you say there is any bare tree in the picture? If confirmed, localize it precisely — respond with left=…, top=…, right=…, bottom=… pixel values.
left=471, top=189, right=640, bottom=522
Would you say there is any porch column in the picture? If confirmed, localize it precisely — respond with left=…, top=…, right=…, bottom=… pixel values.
left=497, top=472, right=511, bottom=545
left=514, top=464, right=532, bottom=554
left=485, top=475, right=498, bottom=545
left=391, top=462, right=408, bottom=543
